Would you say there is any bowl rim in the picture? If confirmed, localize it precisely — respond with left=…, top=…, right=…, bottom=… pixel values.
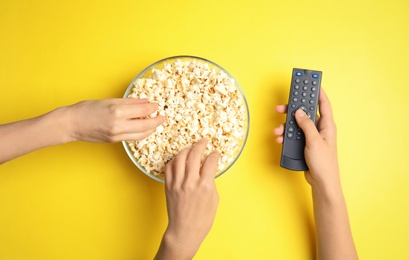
left=122, top=55, right=250, bottom=183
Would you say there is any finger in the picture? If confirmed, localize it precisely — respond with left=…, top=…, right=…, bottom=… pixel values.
left=123, top=116, right=165, bottom=134
left=107, top=116, right=164, bottom=141
left=294, top=109, right=322, bottom=146
left=171, top=147, right=191, bottom=188
left=275, top=105, right=288, bottom=114
left=132, top=128, right=156, bottom=140
left=164, top=158, right=174, bottom=189
left=273, top=123, right=285, bottom=136
left=120, top=98, right=150, bottom=105
left=128, top=102, right=160, bottom=119
left=275, top=135, right=284, bottom=144
left=113, top=128, right=157, bottom=142
left=107, top=98, right=149, bottom=106
left=201, top=150, right=220, bottom=181
left=185, top=138, right=209, bottom=182
left=316, top=89, right=337, bottom=142
left=317, top=89, right=334, bottom=123
left=113, top=102, right=160, bottom=119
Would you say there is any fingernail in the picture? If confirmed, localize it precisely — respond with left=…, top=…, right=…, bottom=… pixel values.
left=211, top=149, right=221, bottom=158
left=296, top=109, right=306, bottom=117
left=201, top=137, right=209, bottom=143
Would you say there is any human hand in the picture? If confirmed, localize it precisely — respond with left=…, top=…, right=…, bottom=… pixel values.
left=66, top=98, right=165, bottom=143
left=275, top=90, right=358, bottom=260
left=274, top=89, right=340, bottom=188
left=155, top=138, right=220, bottom=260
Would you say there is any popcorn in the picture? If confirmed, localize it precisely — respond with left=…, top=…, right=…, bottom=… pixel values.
left=126, top=58, right=248, bottom=177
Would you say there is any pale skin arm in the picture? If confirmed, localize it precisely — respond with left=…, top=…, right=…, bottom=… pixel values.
left=0, top=98, right=165, bottom=164
left=155, top=138, right=220, bottom=260
left=274, top=89, right=358, bottom=260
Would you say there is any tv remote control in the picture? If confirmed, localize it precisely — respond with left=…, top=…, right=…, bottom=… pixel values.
left=280, top=68, right=322, bottom=171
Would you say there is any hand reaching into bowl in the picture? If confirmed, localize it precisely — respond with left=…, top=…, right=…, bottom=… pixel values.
left=155, top=138, right=220, bottom=260
left=0, top=98, right=164, bottom=164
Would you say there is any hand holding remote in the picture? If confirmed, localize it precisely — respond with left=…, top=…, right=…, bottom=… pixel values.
left=293, top=89, right=340, bottom=188
left=275, top=88, right=339, bottom=186
left=274, top=89, right=358, bottom=259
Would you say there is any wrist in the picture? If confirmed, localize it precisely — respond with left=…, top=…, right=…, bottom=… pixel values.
left=155, top=229, right=200, bottom=260
left=307, top=166, right=342, bottom=193
left=62, top=102, right=85, bottom=142
left=48, top=106, right=78, bottom=144
left=310, top=176, right=345, bottom=206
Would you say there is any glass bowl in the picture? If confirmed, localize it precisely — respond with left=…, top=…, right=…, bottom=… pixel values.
left=122, top=55, right=250, bottom=183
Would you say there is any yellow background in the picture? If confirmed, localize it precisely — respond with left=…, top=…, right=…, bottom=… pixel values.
left=1, top=0, right=408, bottom=259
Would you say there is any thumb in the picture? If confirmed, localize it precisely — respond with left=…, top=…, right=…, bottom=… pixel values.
left=294, top=109, right=321, bottom=145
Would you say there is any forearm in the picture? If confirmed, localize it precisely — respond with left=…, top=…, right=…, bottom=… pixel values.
left=0, top=106, right=75, bottom=164
left=311, top=182, right=358, bottom=260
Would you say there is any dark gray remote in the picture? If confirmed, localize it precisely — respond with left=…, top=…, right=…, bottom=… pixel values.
left=280, top=68, right=322, bottom=171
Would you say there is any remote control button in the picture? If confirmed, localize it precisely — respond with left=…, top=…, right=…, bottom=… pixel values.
left=291, top=103, right=296, bottom=108
left=312, top=80, right=317, bottom=85
left=287, top=132, right=294, bottom=138
left=307, top=112, right=312, bottom=118
left=294, top=91, right=299, bottom=96
left=293, top=97, right=298, bottom=102
left=288, top=126, right=294, bottom=132
left=311, top=86, right=317, bottom=92
left=299, top=105, right=307, bottom=112
left=295, top=79, right=301, bottom=83
left=309, top=99, right=315, bottom=104
left=296, top=72, right=302, bottom=76
left=301, top=98, right=306, bottom=103
left=302, top=85, right=308, bottom=91
left=302, top=92, right=307, bottom=97
left=309, top=106, right=315, bottom=111
left=303, top=79, right=309, bottom=84
left=312, top=73, right=319, bottom=78
left=294, top=85, right=300, bottom=90
left=289, top=120, right=294, bottom=125
left=310, top=93, right=316, bottom=98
